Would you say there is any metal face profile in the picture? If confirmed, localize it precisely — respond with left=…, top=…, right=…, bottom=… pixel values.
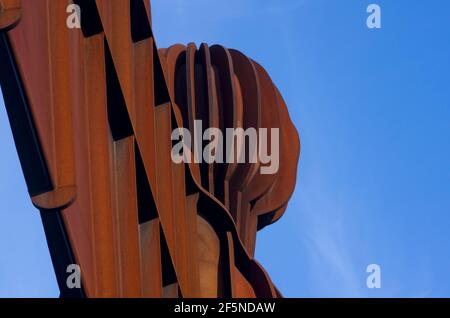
left=0, top=0, right=300, bottom=298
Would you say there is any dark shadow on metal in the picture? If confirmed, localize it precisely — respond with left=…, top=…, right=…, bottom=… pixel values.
left=130, top=0, right=152, bottom=43
left=104, top=39, right=134, bottom=141
left=72, top=0, right=104, bottom=38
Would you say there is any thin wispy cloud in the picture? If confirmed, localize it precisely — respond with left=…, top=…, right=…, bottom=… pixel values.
left=300, top=200, right=365, bottom=297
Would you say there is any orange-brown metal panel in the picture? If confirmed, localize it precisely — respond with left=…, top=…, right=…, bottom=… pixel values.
left=133, top=38, right=158, bottom=200
left=83, top=33, right=119, bottom=297
left=112, top=137, right=142, bottom=297
left=139, top=219, right=163, bottom=297
left=154, top=102, right=180, bottom=288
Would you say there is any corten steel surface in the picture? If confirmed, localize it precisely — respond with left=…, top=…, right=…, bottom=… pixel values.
left=0, top=0, right=300, bottom=298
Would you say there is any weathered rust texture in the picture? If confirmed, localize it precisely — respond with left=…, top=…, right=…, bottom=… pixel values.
left=0, top=0, right=300, bottom=298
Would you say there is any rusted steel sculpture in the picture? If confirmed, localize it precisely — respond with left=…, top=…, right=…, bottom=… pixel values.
left=0, top=0, right=300, bottom=298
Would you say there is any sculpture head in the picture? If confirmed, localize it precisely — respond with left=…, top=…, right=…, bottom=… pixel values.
left=160, top=43, right=300, bottom=254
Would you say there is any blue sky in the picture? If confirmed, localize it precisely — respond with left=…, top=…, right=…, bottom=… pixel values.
left=1, top=0, right=450, bottom=297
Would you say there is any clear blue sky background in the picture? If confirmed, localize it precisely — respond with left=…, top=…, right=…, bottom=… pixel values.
left=0, top=0, right=449, bottom=297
